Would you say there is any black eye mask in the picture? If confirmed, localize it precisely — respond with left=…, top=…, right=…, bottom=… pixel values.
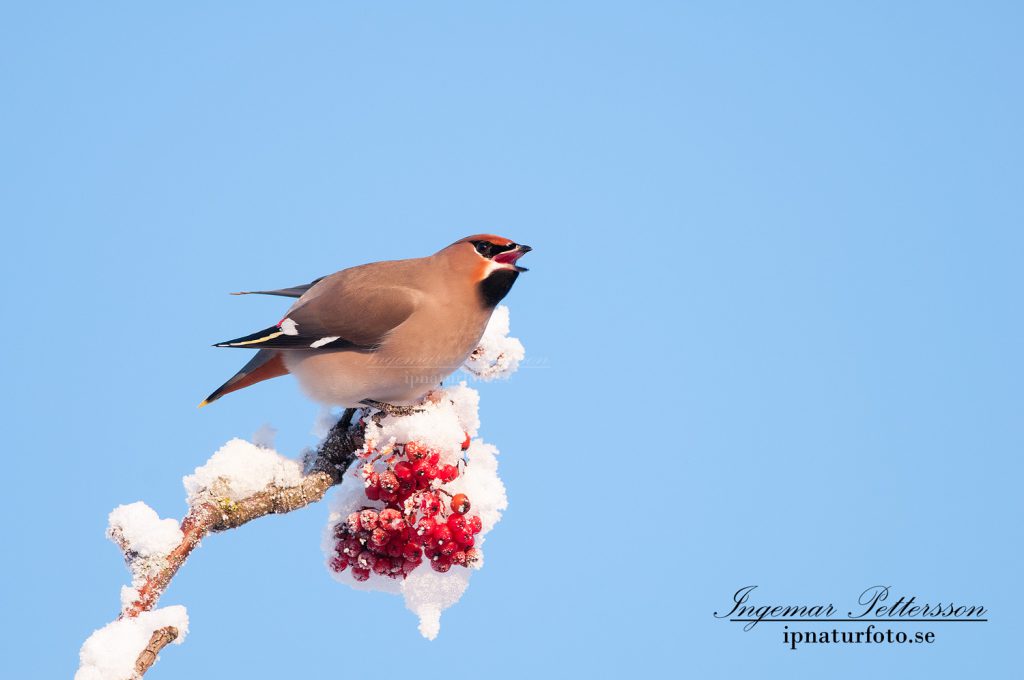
left=471, top=240, right=517, bottom=259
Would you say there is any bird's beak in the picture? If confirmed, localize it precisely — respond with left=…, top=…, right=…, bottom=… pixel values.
left=495, top=244, right=532, bottom=272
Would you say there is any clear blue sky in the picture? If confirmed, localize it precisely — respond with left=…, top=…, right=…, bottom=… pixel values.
left=2, top=3, right=1021, bottom=678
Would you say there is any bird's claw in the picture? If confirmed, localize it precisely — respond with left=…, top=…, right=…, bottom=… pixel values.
left=360, top=399, right=424, bottom=424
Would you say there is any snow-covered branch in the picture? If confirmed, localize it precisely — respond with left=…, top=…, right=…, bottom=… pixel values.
left=124, top=420, right=361, bottom=619
left=76, top=417, right=363, bottom=680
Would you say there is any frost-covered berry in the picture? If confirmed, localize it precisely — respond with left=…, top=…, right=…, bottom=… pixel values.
left=403, top=542, right=423, bottom=561
left=379, top=508, right=403, bottom=530
left=379, top=471, right=399, bottom=494
left=450, top=493, right=471, bottom=515
left=329, top=556, right=349, bottom=572
left=371, top=528, right=389, bottom=547
left=432, top=525, right=453, bottom=545
left=405, top=441, right=427, bottom=460
left=351, top=567, right=370, bottom=582
left=421, top=493, right=442, bottom=516
left=357, top=551, right=375, bottom=569
left=467, top=515, right=482, bottom=534
left=416, top=517, right=435, bottom=538
left=453, top=530, right=474, bottom=549
left=359, top=509, right=379, bottom=531
left=439, top=464, right=459, bottom=483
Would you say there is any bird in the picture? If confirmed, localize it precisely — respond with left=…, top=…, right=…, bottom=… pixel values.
left=200, top=234, right=531, bottom=413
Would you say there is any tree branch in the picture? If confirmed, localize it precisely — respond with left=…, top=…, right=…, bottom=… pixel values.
left=116, top=414, right=364, bottom=676
left=133, top=626, right=179, bottom=677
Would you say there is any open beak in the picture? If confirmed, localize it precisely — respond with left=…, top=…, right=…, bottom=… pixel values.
left=495, top=244, right=532, bottom=272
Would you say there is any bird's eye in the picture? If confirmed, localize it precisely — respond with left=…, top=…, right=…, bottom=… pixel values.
left=473, top=241, right=496, bottom=258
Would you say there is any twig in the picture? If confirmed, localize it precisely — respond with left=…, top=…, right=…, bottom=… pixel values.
left=133, top=626, right=179, bottom=677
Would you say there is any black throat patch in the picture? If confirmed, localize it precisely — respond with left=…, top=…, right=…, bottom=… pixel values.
left=478, top=269, right=519, bottom=307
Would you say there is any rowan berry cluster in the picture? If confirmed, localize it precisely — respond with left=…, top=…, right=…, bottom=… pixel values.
left=329, top=437, right=482, bottom=581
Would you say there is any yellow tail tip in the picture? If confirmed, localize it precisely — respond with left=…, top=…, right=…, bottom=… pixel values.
left=198, top=399, right=210, bottom=408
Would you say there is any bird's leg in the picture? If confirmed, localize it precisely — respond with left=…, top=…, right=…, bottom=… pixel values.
left=338, top=407, right=356, bottom=430
left=359, top=399, right=424, bottom=420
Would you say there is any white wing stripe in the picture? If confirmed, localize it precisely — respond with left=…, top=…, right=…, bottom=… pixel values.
left=310, top=336, right=340, bottom=348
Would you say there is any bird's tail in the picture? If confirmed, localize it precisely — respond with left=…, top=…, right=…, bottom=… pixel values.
left=199, top=349, right=288, bottom=407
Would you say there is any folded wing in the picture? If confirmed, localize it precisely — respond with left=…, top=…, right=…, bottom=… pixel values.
left=214, top=272, right=418, bottom=351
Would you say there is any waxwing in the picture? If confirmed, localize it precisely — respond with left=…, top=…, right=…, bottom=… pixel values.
left=201, top=235, right=531, bottom=410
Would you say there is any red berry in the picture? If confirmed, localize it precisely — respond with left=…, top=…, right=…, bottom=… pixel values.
left=371, top=528, right=389, bottom=547
left=398, top=479, right=414, bottom=497
left=447, top=514, right=467, bottom=532
left=359, top=509, right=379, bottom=531
left=454, top=530, right=474, bottom=548
left=378, top=508, right=403, bottom=529
left=439, top=464, right=459, bottom=483
left=451, top=493, right=471, bottom=515
left=424, top=464, right=440, bottom=480
left=430, top=558, right=453, bottom=573
left=346, top=512, right=361, bottom=533
left=351, top=567, right=370, bottom=582
left=394, top=461, right=413, bottom=481
left=385, top=539, right=404, bottom=557
left=372, top=557, right=389, bottom=575
left=429, top=495, right=443, bottom=515
left=467, top=515, right=482, bottom=533
left=465, top=548, right=481, bottom=565
left=440, top=541, right=458, bottom=557
left=329, top=556, right=349, bottom=572
left=427, top=451, right=440, bottom=466
left=432, top=525, right=453, bottom=545
left=379, top=471, right=399, bottom=494
left=405, top=441, right=427, bottom=460
left=452, top=551, right=468, bottom=566
left=365, top=484, right=381, bottom=501
left=357, top=551, right=375, bottom=570
left=403, top=541, right=423, bottom=561
left=416, top=517, right=435, bottom=538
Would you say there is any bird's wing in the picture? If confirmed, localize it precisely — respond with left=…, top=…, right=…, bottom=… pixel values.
left=229, top=277, right=325, bottom=298
left=214, top=270, right=418, bottom=351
